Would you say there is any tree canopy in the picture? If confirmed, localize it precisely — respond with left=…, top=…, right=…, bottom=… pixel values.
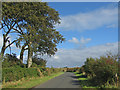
left=1, top=2, right=65, bottom=68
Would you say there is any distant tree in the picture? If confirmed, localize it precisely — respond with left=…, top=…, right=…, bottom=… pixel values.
left=32, top=55, right=47, bottom=68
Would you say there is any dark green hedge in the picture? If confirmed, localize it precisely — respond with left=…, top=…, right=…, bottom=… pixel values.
left=2, top=67, right=63, bottom=83
left=3, top=68, right=38, bottom=82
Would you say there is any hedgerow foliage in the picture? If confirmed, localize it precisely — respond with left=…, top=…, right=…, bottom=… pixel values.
left=66, top=67, right=80, bottom=72
left=2, top=53, right=63, bottom=83
left=2, top=67, right=63, bottom=83
left=82, top=54, right=119, bottom=87
left=2, top=53, right=26, bottom=68
left=2, top=53, right=47, bottom=68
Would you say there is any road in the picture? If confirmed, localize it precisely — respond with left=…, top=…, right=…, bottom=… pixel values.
left=33, top=72, right=81, bottom=88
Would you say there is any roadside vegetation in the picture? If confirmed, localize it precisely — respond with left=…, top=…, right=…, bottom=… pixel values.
left=69, top=53, right=120, bottom=89
left=0, top=2, right=119, bottom=89
left=1, top=2, right=65, bottom=89
left=2, top=53, right=65, bottom=88
left=2, top=72, right=64, bottom=88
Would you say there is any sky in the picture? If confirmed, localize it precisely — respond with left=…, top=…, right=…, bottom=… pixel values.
left=0, top=2, right=118, bottom=68
left=45, top=2, right=118, bottom=67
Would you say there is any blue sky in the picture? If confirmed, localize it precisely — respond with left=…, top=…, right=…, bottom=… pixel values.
left=0, top=2, right=118, bottom=67
left=48, top=2, right=118, bottom=49
left=46, top=2, right=118, bottom=67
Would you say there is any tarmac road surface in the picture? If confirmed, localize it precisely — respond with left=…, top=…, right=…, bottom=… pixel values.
left=33, top=72, right=81, bottom=88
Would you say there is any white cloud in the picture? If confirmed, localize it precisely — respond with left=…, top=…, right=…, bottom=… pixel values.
left=56, top=7, right=117, bottom=32
left=106, top=43, right=115, bottom=46
left=54, top=55, right=59, bottom=60
left=106, top=24, right=117, bottom=28
left=68, top=37, right=79, bottom=44
left=68, top=37, right=91, bottom=45
left=80, top=37, right=91, bottom=44
left=46, top=42, right=118, bottom=68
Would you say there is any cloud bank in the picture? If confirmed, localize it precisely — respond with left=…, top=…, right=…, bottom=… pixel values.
left=46, top=42, right=118, bottom=68
left=56, top=7, right=117, bottom=32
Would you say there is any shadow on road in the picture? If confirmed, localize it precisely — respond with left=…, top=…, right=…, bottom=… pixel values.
left=71, top=75, right=81, bottom=79
left=70, top=73, right=81, bottom=86
left=72, top=79, right=80, bottom=85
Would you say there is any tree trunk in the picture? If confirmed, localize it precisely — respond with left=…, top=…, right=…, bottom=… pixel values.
left=0, top=34, right=7, bottom=57
left=20, top=45, right=26, bottom=64
left=20, top=43, right=28, bottom=64
left=0, top=48, right=5, bottom=62
left=1, top=47, right=5, bottom=57
left=27, top=42, right=32, bottom=68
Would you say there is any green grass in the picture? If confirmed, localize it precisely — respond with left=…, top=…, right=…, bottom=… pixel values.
left=74, top=72, right=100, bottom=88
left=2, top=72, right=64, bottom=89
left=75, top=73, right=88, bottom=81
left=74, top=72, right=118, bottom=89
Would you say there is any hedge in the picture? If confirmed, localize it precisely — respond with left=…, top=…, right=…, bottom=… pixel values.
left=2, top=67, right=63, bottom=83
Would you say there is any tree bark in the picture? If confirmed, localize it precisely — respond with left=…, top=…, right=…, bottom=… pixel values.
left=20, top=44, right=28, bottom=64
left=27, top=42, right=32, bottom=68
left=20, top=45, right=26, bottom=64
left=1, top=47, right=5, bottom=57
left=0, top=34, right=7, bottom=57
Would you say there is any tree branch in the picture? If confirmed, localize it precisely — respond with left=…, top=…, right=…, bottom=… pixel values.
left=16, top=23, right=24, bottom=34
left=12, top=27, right=24, bottom=35
left=5, top=39, right=17, bottom=49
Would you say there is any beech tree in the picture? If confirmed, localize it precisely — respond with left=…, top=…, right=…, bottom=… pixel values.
left=1, top=2, right=65, bottom=68
left=0, top=2, right=23, bottom=56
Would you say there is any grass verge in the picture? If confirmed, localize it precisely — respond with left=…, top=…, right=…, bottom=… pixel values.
left=74, top=72, right=118, bottom=89
left=2, top=72, right=64, bottom=89
left=74, top=72, right=95, bottom=88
